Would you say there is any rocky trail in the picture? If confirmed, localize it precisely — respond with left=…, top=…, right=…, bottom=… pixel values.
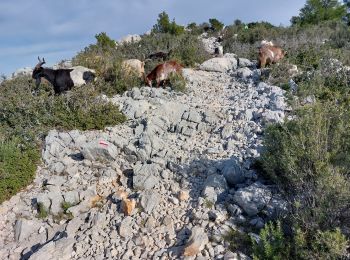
left=0, top=54, right=288, bottom=260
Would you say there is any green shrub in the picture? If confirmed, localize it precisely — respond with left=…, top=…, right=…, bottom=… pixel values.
left=291, top=0, right=347, bottom=26
left=262, top=101, right=350, bottom=228
left=152, top=11, right=184, bottom=36
left=223, top=228, right=253, bottom=256
left=0, top=76, right=126, bottom=141
left=0, top=76, right=126, bottom=203
left=294, top=228, right=348, bottom=259
left=252, top=221, right=290, bottom=260
left=170, top=34, right=210, bottom=67
left=94, top=60, right=143, bottom=96
left=37, top=202, right=48, bottom=219
left=0, top=140, right=40, bottom=203
left=209, top=18, right=224, bottom=32
left=95, top=32, right=116, bottom=50
left=168, top=72, right=186, bottom=92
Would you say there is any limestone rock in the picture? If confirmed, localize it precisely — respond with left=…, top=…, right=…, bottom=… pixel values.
left=233, top=182, right=272, bottom=216
left=183, top=226, right=209, bottom=256
left=82, top=139, right=118, bottom=161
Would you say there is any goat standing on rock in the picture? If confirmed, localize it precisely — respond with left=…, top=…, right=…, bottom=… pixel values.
left=32, top=57, right=96, bottom=94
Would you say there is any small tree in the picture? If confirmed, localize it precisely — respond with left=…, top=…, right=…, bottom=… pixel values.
left=291, top=0, right=347, bottom=26
left=95, top=32, right=116, bottom=49
left=152, top=11, right=184, bottom=35
left=234, top=19, right=243, bottom=26
left=209, top=18, right=224, bottom=31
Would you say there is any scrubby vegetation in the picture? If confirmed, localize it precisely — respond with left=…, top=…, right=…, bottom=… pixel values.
left=219, top=1, right=350, bottom=258
left=0, top=76, right=125, bottom=203
left=1, top=5, right=350, bottom=257
left=0, top=139, right=39, bottom=203
left=73, top=12, right=210, bottom=95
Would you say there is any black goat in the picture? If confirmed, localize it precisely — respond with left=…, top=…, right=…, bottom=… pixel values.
left=148, top=50, right=172, bottom=61
left=32, top=57, right=95, bottom=94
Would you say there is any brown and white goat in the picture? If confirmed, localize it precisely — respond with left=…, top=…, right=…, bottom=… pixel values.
left=145, top=60, right=183, bottom=88
left=258, top=42, right=286, bottom=68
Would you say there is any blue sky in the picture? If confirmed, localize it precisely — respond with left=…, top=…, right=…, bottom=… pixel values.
left=0, top=0, right=306, bottom=76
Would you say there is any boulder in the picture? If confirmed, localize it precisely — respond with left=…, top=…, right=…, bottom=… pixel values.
left=119, top=216, right=134, bottom=238
left=11, top=67, right=33, bottom=78
left=204, top=174, right=228, bottom=190
left=29, top=238, right=75, bottom=260
left=140, top=190, right=161, bottom=213
left=178, top=190, right=190, bottom=201
left=238, top=58, right=254, bottom=68
left=81, top=139, right=118, bottom=161
left=233, top=182, right=272, bottom=216
left=200, top=56, right=237, bottom=72
left=222, top=160, right=245, bottom=186
left=133, top=163, right=160, bottom=190
left=119, top=34, right=141, bottom=44
left=183, top=226, right=209, bottom=256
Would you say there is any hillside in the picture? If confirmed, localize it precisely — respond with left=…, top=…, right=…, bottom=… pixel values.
left=1, top=7, right=350, bottom=259
left=0, top=55, right=289, bottom=259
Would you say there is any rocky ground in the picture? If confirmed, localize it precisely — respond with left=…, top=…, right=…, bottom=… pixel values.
left=0, top=53, right=288, bottom=260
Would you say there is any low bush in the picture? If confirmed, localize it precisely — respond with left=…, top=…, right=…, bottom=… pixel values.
left=1, top=76, right=126, bottom=141
left=252, top=221, right=290, bottom=260
left=0, top=139, right=40, bottom=203
left=223, top=228, right=253, bottom=256
left=252, top=222, right=348, bottom=260
left=0, top=76, right=126, bottom=203
left=37, top=202, right=49, bottom=219
left=168, top=72, right=186, bottom=92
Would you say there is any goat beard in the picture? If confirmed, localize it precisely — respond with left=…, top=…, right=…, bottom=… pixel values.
left=35, top=77, right=41, bottom=87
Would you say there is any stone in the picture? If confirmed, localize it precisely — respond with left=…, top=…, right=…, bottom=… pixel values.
left=221, top=124, right=233, bottom=139
left=204, top=174, right=228, bottom=190
left=119, top=216, right=133, bottom=238
left=81, top=139, right=118, bottom=161
left=236, top=67, right=253, bottom=80
left=202, top=186, right=218, bottom=204
left=63, top=191, right=80, bottom=205
left=199, top=56, right=237, bottom=72
left=183, top=226, right=209, bottom=256
left=14, top=219, right=40, bottom=242
left=140, top=190, right=161, bottom=213
left=227, top=204, right=243, bottom=216
left=121, top=199, right=136, bottom=216
left=178, top=190, right=190, bottom=201
left=11, top=67, right=33, bottom=78
left=169, top=197, right=179, bottom=205
left=238, top=58, right=254, bottom=68
left=203, top=111, right=220, bottom=125
left=222, top=160, right=245, bottom=186
left=119, top=34, right=141, bottom=44
left=133, top=163, right=160, bottom=190
left=250, top=217, right=265, bottom=229
left=29, top=238, right=75, bottom=260
left=233, top=182, right=272, bottom=216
